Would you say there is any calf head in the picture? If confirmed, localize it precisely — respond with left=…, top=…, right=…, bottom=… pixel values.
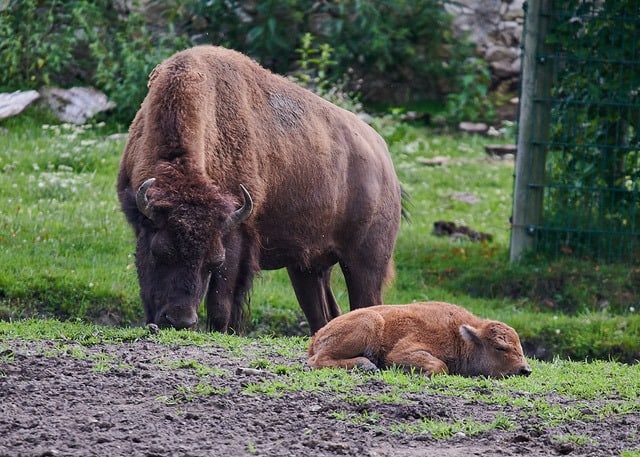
left=122, top=170, right=252, bottom=330
left=459, top=320, right=531, bottom=377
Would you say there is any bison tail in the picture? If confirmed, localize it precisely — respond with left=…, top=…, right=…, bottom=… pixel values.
left=400, top=184, right=412, bottom=222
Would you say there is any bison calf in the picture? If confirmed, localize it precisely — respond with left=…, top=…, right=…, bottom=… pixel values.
left=308, top=301, right=531, bottom=377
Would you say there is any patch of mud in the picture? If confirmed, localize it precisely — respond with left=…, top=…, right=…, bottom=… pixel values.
left=0, top=340, right=637, bottom=456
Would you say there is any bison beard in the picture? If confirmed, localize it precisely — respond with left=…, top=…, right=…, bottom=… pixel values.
left=117, top=46, right=402, bottom=333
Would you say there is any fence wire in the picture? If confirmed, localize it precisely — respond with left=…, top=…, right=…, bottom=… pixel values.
left=525, top=0, right=640, bottom=262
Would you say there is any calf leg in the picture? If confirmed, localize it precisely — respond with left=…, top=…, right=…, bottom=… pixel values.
left=287, top=265, right=341, bottom=334
left=385, top=339, right=449, bottom=376
left=307, top=309, right=384, bottom=371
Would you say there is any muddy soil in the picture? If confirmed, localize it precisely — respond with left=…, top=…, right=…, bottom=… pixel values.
left=0, top=339, right=637, bottom=457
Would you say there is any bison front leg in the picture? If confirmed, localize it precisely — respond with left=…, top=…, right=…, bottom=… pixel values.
left=287, top=265, right=341, bottom=334
left=384, top=340, right=449, bottom=376
left=205, top=234, right=254, bottom=333
left=206, top=263, right=238, bottom=332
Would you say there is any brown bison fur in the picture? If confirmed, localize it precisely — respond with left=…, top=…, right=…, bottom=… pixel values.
left=308, top=302, right=532, bottom=377
left=117, top=46, right=402, bottom=333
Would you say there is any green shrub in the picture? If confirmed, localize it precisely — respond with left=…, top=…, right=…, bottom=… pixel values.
left=0, top=0, right=93, bottom=88
left=443, top=57, right=496, bottom=124
left=186, top=0, right=479, bottom=108
left=0, top=0, right=187, bottom=122
left=0, top=1, right=493, bottom=123
left=187, top=0, right=304, bottom=73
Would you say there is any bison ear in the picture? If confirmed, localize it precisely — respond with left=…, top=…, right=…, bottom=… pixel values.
left=460, top=324, right=483, bottom=346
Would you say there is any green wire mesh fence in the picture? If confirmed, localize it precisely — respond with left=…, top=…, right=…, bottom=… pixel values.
left=513, top=0, right=640, bottom=262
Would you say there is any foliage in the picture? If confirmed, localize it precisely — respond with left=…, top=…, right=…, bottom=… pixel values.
left=186, top=0, right=479, bottom=108
left=541, top=0, right=640, bottom=259
left=0, top=0, right=493, bottom=123
left=289, top=33, right=363, bottom=113
left=444, top=57, right=496, bottom=123
left=187, top=0, right=303, bottom=73
left=0, top=0, right=187, bottom=122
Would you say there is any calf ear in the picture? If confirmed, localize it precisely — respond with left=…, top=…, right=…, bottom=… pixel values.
left=460, top=324, right=483, bottom=346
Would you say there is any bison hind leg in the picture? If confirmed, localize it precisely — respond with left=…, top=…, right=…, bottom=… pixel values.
left=354, top=358, right=379, bottom=372
left=308, top=353, right=379, bottom=372
left=307, top=308, right=384, bottom=371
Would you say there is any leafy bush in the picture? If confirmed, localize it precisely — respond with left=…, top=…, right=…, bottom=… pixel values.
left=187, top=0, right=304, bottom=73
left=0, top=0, right=187, bottom=122
left=0, top=0, right=492, bottom=123
left=186, top=0, right=478, bottom=108
left=444, top=57, right=496, bottom=124
left=289, top=33, right=363, bottom=114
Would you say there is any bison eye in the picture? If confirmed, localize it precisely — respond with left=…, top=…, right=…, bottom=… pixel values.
left=208, top=251, right=226, bottom=271
left=495, top=346, right=508, bottom=353
left=150, top=232, right=174, bottom=260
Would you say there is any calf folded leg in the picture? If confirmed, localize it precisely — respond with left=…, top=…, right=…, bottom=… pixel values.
left=307, top=309, right=384, bottom=371
left=384, top=339, right=449, bottom=376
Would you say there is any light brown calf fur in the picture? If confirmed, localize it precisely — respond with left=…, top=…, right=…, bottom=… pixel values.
left=308, top=302, right=532, bottom=377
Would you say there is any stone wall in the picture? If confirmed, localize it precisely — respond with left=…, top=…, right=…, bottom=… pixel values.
left=446, top=0, right=525, bottom=93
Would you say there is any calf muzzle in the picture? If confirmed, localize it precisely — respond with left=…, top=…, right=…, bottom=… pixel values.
left=519, top=364, right=532, bottom=377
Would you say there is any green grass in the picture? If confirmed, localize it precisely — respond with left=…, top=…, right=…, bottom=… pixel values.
left=1, top=107, right=639, bottom=361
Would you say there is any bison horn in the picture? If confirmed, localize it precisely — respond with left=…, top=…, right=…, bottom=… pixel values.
left=224, top=184, right=253, bottom=229
left=136, top=178, right=156, bottom=220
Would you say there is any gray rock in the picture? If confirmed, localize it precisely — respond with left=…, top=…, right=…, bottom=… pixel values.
left=40, top=87, right=115, bottom=124
left=0, top=90, right=40, bottom=120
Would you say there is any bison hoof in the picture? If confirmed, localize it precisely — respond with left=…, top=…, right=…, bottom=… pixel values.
left=147, top=323, right=160, bottom=335
left=354, top=359, right=379, bottom=372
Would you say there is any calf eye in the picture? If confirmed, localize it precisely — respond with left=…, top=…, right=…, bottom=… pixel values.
left=495, top=346, right=508, bottom=352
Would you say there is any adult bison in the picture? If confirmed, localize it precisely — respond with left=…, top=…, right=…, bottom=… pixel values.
left=117, top=46, right=402, bottom=333
left=308, top=302, right=532, bottom=378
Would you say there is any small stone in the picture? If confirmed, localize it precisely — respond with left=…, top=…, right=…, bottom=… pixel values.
left=309, top=404, right=322, bottom=413
left=417, top=156, right=451, bottom=166
left=459, top=122, right=488, bottom=134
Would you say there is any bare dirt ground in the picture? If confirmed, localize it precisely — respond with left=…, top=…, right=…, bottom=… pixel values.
left=0, top=338, right=638, bottom=457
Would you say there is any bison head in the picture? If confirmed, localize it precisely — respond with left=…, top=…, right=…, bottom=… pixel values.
left=459, top=321, right=532, bottom=377
left=126, top=174, right=252, bottom=329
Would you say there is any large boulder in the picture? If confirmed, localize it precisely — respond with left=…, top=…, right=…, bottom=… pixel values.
left=40, top=87, right=115, bottom=124
left=0, top=90, right=40, bottom=121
